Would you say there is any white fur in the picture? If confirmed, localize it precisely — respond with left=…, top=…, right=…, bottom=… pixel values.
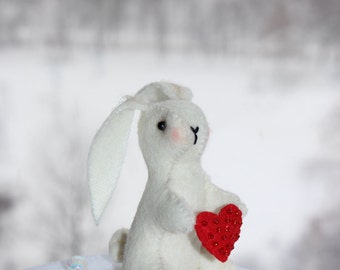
left=88, top=82, right=247, bottom=270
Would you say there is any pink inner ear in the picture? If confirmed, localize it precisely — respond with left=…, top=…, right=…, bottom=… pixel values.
left=171, top=128, right=182, bottom=143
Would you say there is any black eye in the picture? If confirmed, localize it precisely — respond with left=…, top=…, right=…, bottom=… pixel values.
left=157, top=121, right=167, bottom=131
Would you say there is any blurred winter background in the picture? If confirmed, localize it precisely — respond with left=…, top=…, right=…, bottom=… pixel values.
left=0, top=0, right=339, bottom=269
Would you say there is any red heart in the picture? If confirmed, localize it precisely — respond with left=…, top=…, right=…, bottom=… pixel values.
left=194, top=204, right=243, bottom=262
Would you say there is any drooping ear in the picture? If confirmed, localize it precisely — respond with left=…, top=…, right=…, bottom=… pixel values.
left=88, top=99, right=144, bottom=224
left=134, top=82, right=193, bottom=104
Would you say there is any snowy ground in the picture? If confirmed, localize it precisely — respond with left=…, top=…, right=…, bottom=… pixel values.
left=0, top=48, right=339, bottom=270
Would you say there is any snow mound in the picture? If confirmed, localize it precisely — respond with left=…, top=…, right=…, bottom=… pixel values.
left=26, top=255, right=249, bottom=270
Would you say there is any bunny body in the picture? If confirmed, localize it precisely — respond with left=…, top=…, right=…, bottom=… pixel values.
left=88, top=83, right=247, bottom=270
left=123, top=100, right=246, bottom=270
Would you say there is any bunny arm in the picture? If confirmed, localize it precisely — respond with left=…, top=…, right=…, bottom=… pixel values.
left=155, top=188, right=195, bottom=234
left=205, top=180, right=248, bottom=216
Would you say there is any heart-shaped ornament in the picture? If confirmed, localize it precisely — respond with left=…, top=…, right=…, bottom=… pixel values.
left=194, top=204, right=243, bottom=262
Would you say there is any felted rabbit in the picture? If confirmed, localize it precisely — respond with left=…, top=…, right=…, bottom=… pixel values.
left=88, top=82, right=247, bottom=270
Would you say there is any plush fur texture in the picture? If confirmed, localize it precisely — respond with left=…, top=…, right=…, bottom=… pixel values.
left=88, top=82, right=247, bottom=270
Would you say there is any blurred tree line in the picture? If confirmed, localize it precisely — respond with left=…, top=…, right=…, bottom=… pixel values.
left=0, top=0, right=339, bottom=56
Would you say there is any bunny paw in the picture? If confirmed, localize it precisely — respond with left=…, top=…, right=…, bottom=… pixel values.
left=157, top=190, right=195, bottom=233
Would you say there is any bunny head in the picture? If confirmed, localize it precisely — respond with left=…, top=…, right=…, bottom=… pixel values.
left=88, top=82, right=209, bottom=223
left=138, top=99, right=209, bottom=172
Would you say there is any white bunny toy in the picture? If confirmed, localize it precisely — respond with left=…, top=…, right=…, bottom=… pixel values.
left=88, top=82, right=247, bottom=270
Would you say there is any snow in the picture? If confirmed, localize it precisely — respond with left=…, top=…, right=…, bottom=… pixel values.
left=0, top=48, right=339, bottom=270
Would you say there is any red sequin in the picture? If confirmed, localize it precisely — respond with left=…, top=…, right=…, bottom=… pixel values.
left=194, top=204, right=243, bottom=263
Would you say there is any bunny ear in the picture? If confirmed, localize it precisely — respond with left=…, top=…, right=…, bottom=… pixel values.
left=88, top=100, right=144, bottom=224
left=134, top=82, right=193, bottom=104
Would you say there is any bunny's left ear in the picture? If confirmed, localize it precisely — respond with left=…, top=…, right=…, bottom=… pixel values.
left=88, top=99, right=145, bottom=224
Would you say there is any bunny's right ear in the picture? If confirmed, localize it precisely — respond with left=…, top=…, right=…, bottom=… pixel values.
left=134, top=82, right=193, bottom=103
left=88, top=99, right=145, bottom=224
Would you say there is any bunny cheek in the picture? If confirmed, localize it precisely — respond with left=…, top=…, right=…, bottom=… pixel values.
left=171, top=128, right=183, bottom=144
